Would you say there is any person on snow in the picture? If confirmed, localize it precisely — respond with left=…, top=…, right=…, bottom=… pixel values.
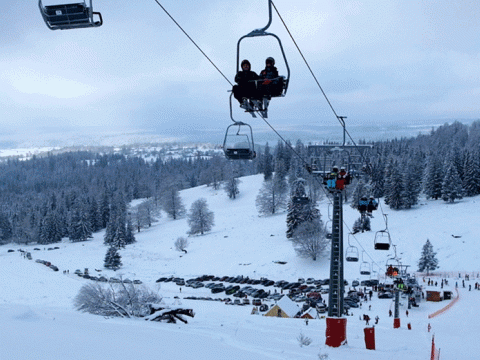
left=232, top=59, right=259, bottom=109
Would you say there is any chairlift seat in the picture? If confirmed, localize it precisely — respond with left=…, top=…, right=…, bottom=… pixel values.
left=39, top=0, right=102, bottom=30
left=374, top=242, right=390, bottom=251
left=224, top=148, right=256, bottom=160
left=346, top=255, right=359, bottom=262
left=346, top=246, right=359, bottom=262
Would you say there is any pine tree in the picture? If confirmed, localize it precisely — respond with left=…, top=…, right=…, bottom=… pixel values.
left=384, top=160, right=404, bottom=210
left=463, top=150, right=480, bottom=196
left=104, top=246, right=122, bottom=271
left=69, top=208, right=93, bottom=243
left=187, top=198, right=214, bottom=235
left=262, top=142, right=274, bottom=181
left=286, top=178, right=320, bottom=238
left=441, top=162, right=463, bottom=203
left=125, top=219, right=136, bottom=245
left=417, top=239, right=439, bottom=275
left=423, top=154, right=443, bottom=200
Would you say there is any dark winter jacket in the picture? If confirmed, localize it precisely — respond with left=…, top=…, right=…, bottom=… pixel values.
left=259, top=65, right=279, bottom=80
left=235, top=70, right=259, bottom=86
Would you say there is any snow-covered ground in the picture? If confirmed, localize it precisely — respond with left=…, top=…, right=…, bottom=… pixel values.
left=2, top=174, right=479, bottom=359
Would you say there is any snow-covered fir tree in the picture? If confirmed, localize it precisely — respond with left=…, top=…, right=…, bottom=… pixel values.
left=104, top=246, right=122, bottom=271
left=462, top=150, right=480, bottom=197
left=423, top=153, right=444, bottom=200
left=259, top=142, right=274, bottom=181
left=417, top=239, right=439, bottom=275
left=69, top=208, right=93, bottom=243
left=384, top=159, right=404, bottom=210
left=125, top=219, right=136, bottom=245
left=187, top=198, right=214, bottom=235
left=441, top=162, right=463, bottom=203
left=286, top=178, right=320, bottom=238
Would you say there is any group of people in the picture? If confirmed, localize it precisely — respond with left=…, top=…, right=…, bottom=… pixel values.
left=324, top=166, right=351, bottom=190
left=358, top=196, right=378, bottom=216
left=232, top=57, right=284, bottom=111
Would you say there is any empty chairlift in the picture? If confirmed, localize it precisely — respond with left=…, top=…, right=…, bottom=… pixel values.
left=39, top=0, right=103, bottom=30
left=223, top=122, right=256, bottom=160
left=374, top=229, right=392, bottom=250
left=360, top=252, right=371, bottom=275
left=345, top=233, right=359, bottom=262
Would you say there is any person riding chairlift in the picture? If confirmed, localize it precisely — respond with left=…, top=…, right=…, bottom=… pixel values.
left=258, top=57, right=282, bottom=98
left=325, top=166, right=339, bottom=189
left=232, top=59, right=259, bottom=109
left=358, top=196, right=369, bottom=213
left=336, top=166, right=349, bottom=190
left=367, top=196, right=378, bottom=217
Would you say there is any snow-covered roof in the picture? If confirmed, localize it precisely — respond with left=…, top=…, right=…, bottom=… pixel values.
left=276, top=296, right=300, bottom=317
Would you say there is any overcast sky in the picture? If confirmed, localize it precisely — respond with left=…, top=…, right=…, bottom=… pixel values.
left=1, top=1, right=479, bottom=146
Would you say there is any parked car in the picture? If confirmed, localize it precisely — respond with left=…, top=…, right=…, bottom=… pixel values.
left=211, top=286, right=225, bottom=294
left=7, top=249, right=15, bottom=253
left=233, top=299, right=242, bottom=305
left=133, top=280, right=143, bottom=285
left=252, top=299, right=262, bottom=306
left=352, top=280, right=360, bottom=287
left=49, top=265, right=59, bottom=271
left=191, top=282, right=205, bottom=289
left=378, top=291, right=394, bottom=299
left=243, top=298, right=250, bottom=305
left=316, top=303, right=328, bottom=313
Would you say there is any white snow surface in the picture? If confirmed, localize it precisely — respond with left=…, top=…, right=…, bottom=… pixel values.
left=1, top=174, right=479, bottom=360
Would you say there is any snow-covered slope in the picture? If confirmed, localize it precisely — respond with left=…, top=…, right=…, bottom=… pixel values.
left=1, top=174, right=479, bottom=359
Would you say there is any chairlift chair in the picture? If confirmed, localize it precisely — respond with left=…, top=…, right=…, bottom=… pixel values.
left=360, top=252, right=371, bottom=275
left=234, top=0, right=290, bottom=118
left=39, top=0, right=103, bottom=30
left=374, top=229, right=391, bottom=250
left=345, top=233, right=359, bottom=262
left=223, top=122, right=256, bottom=160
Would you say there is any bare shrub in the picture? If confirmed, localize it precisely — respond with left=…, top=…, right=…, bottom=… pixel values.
left=74, top=281, right=162, bottom=318
left=297, top=332, right=312, bottom=347
left=174, top=237, right=189, bottom=253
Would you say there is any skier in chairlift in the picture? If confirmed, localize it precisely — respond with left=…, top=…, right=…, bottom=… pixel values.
left=358, top=196, right=369, bottom=213
left=367, top=196, right=378, bottom=217
left=232, top=59, right=259, bottom=110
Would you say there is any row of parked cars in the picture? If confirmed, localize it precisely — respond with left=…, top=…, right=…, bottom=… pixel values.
left=73, top=269, right=143, bottom=284
left=35, top=259, right=59, bottom=271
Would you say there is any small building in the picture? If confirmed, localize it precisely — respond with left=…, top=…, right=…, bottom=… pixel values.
left=300, top=307, right=318, bottom=319
left=426, top=290, right=442, bottom=302
left=264, top=296, right=300, bottom=318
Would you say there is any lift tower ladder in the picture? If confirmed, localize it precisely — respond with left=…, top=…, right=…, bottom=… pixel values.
left=328, top=190, right=344, bottom=317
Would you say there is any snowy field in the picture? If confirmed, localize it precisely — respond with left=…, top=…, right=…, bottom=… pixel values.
left=1, top=174, right=479, bottom=360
